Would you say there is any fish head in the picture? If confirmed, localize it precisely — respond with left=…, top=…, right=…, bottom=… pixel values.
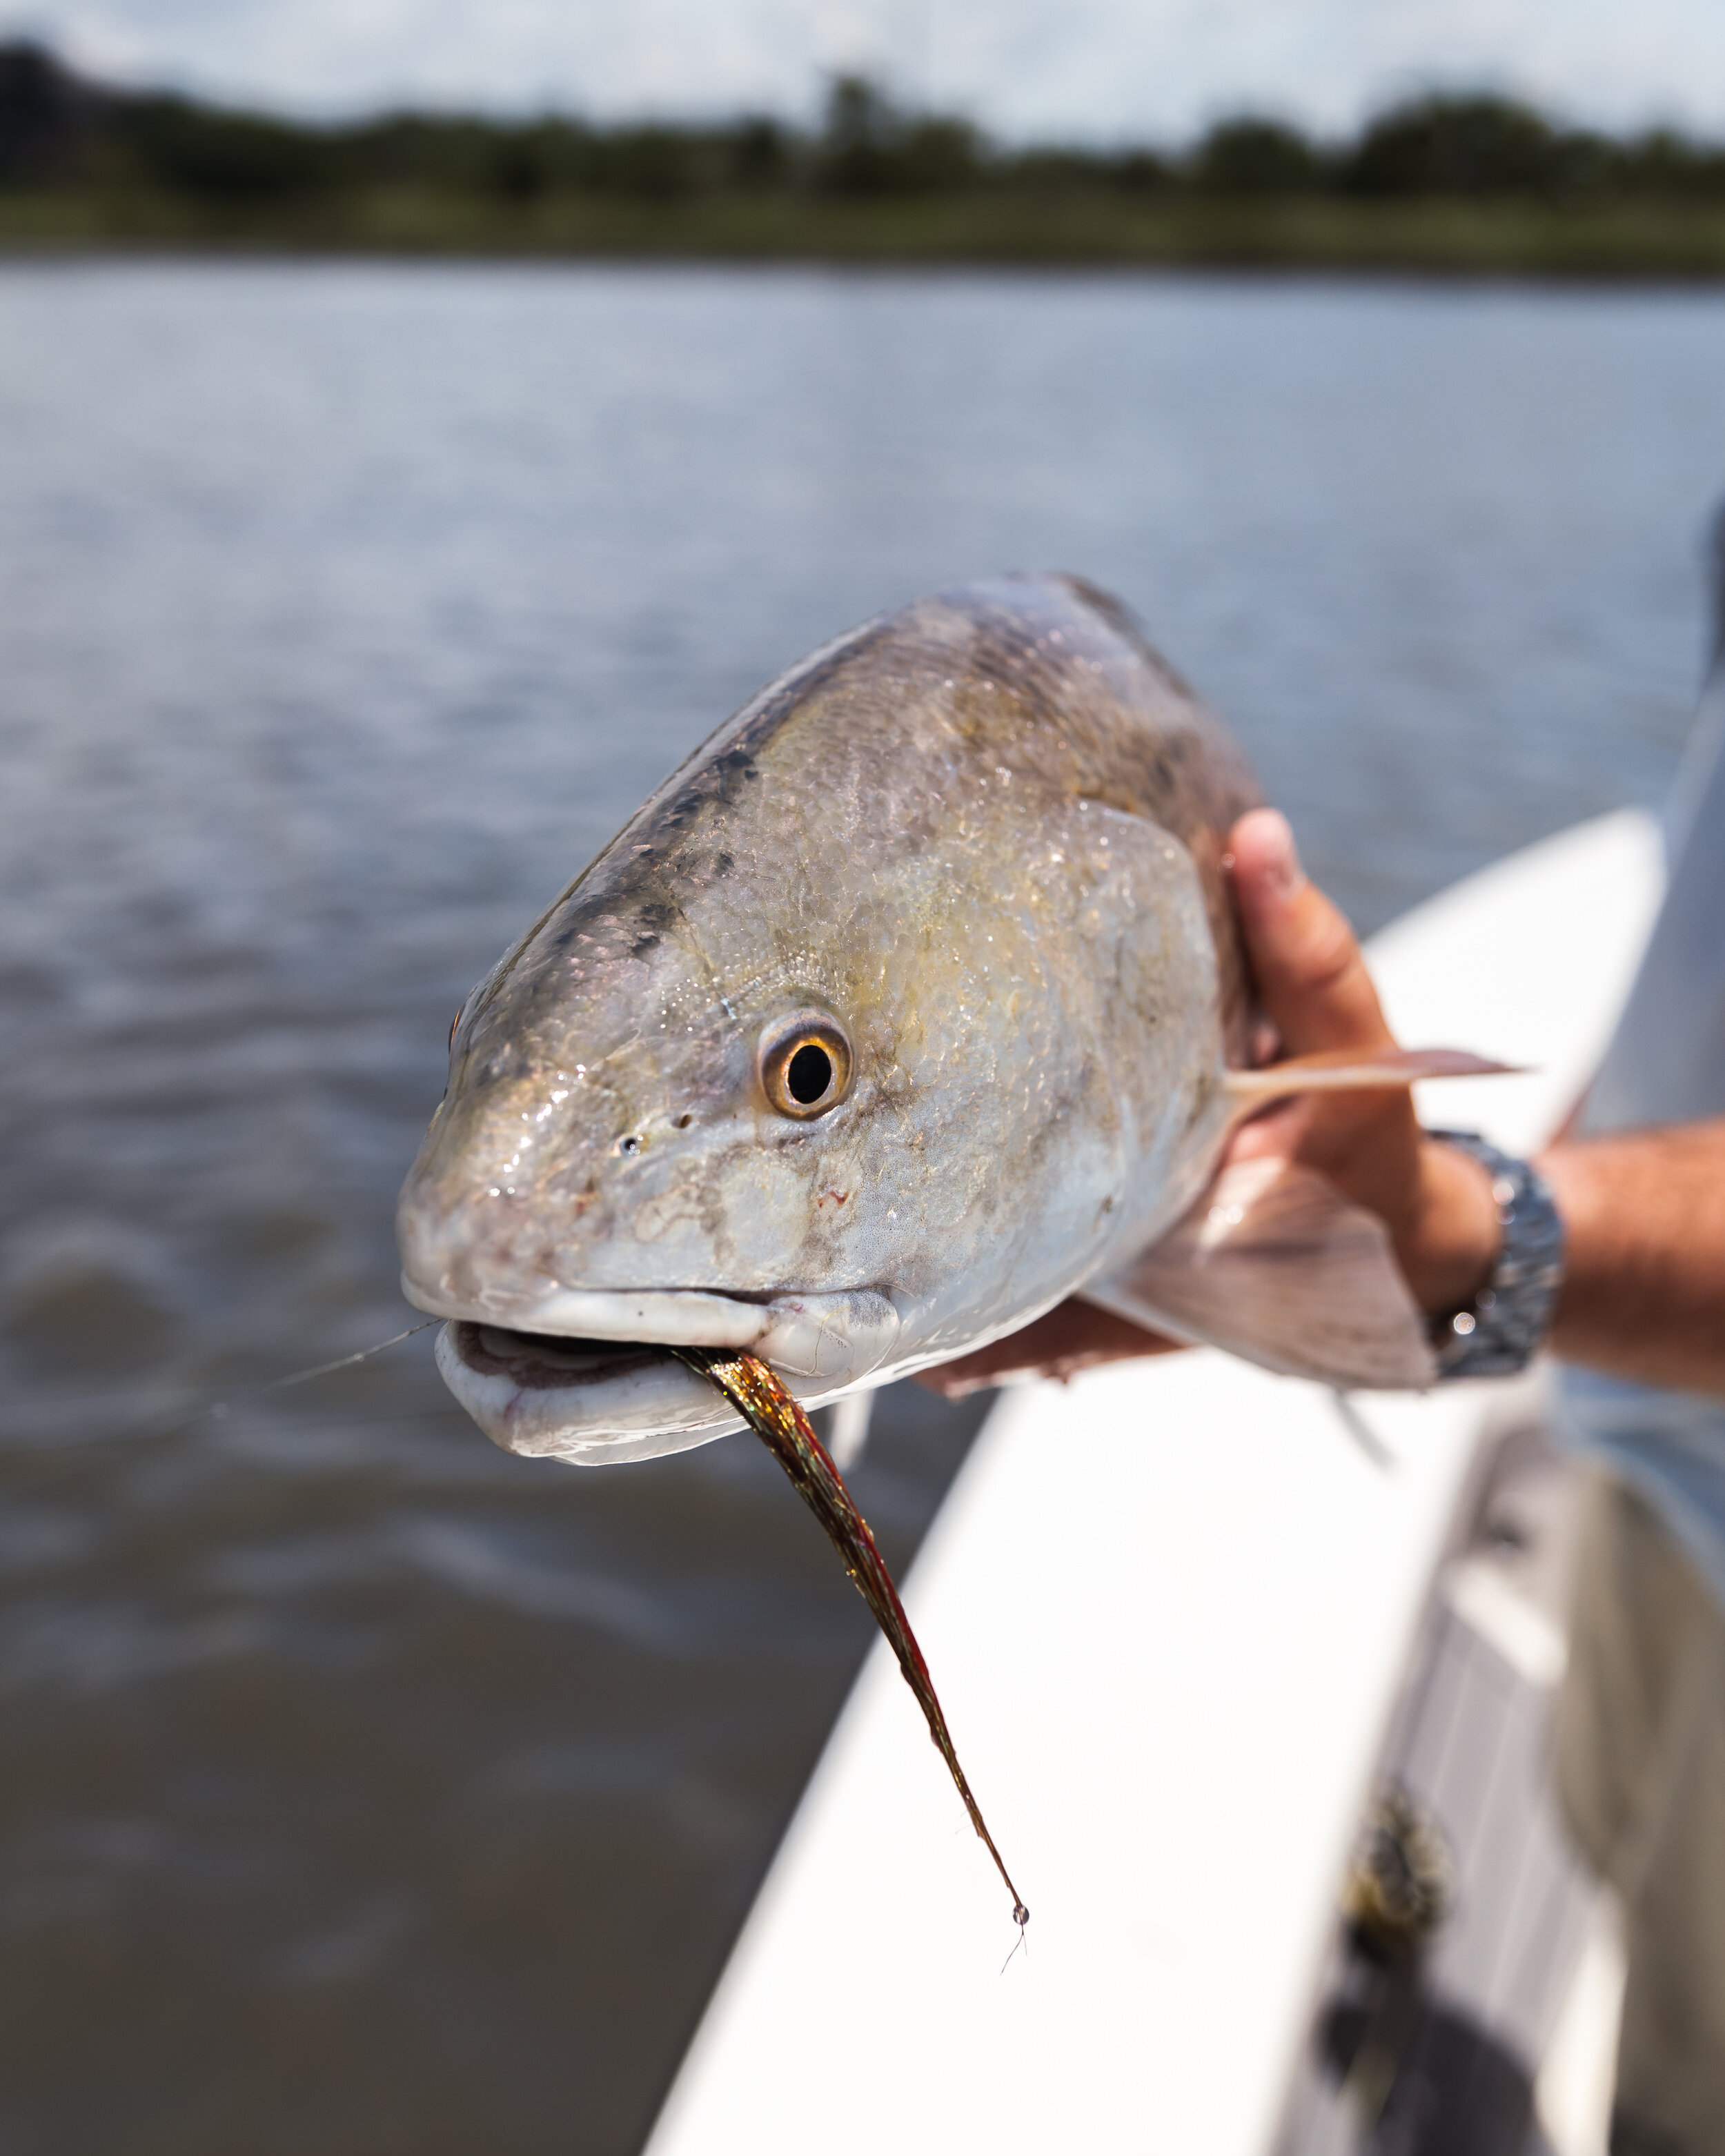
left=398, top=581, right=1246, bottom=1463
left=398, top=833, right=921, bottom=1461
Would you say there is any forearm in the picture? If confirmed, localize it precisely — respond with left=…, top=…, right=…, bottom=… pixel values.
left=1536, top=1118, right=1725, bottom=1398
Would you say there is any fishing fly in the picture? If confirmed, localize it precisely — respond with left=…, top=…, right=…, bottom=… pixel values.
left=674, top=1345, right=1029, bottom=1946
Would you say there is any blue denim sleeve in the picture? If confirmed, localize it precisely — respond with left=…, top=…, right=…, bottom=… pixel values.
left=1555, top=1366, right=1725, bottom=1609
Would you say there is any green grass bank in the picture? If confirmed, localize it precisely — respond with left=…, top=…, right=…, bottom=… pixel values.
left=7, top=188, right=1725, bottom=277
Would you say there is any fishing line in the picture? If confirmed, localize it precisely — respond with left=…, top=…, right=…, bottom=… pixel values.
left=1, top=1318, right=443, bottom=1461
left=233, top=1319, right=442, bottom=1400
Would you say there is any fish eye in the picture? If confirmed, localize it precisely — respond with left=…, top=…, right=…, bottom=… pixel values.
left=759, top=1012, right=852, bottom=1120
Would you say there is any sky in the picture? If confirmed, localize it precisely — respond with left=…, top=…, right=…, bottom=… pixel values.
left=10, top=0, right=1725, bottom=142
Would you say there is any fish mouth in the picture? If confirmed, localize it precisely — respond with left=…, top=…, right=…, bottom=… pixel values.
left=447, top=1323, right=679, bottom=1391
left=402, top=1280, right=901, bottom=1467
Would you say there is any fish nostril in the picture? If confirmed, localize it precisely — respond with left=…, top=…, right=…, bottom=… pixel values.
left=672, top=1113, right=693, bottom=1129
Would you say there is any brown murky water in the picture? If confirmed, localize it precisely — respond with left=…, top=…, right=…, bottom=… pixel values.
left=0, top=262, right=1715, bottom=2152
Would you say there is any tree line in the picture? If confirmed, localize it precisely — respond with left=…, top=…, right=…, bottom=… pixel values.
left=4, top=41, right=1724, bottom=206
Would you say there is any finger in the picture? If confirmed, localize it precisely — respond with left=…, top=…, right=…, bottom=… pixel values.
left=915, top=1300, right=1184, bottom=1397
left=1227, top=809, right=1394, bottom=1057
left=1219, top=1095, right=1306, bottom=1163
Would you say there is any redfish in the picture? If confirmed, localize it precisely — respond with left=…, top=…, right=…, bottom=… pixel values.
left=397, top=575, right=1493, bottom=1463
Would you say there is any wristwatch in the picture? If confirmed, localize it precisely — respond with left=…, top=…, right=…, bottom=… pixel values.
left=1424, top=1129, right=1566, bottom=1381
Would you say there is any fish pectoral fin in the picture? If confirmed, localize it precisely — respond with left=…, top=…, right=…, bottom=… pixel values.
left=1084, top=1155, right=1437, bottom=1391
left=1221, top=1045, right=1518, bottom=1117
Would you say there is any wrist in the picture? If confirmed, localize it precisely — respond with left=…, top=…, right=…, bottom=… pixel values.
left=1420, top=1131, right=1567, bottom=1380
left=1399, top=1138, right=1503, bottom=1316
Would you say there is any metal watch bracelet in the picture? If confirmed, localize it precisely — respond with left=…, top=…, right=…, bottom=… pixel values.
left=1424, top=1129, right=1566, bottom=1381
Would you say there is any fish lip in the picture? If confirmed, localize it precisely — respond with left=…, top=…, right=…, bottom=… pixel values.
left=399, top=1276, right=901, bottom=1382
left=400, top=1274, right=780, bottom=1346
left=433, top=1319, right=745, bottom=1466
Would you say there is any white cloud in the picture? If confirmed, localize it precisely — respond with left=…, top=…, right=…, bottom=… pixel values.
left=11, top=0, right=1725, bottom=138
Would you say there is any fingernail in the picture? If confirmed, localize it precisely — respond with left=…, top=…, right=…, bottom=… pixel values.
left=1258, top=810, right=1304, bottom=900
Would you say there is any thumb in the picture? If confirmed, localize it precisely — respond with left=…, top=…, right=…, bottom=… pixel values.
left=1228, top=809, right=1394, bottom=1057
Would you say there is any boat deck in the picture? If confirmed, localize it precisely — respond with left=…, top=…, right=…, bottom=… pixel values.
left=1274, top=1388, right=1606, bottom=2155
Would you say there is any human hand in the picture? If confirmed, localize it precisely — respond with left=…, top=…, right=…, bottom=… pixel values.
left=1221, top=807, right=1502, bottom=1312
left=918, top=809, right=1503, bottom=1399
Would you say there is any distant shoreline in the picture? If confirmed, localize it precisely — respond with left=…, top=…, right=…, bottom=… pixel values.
left=8, top=46, right=1725, bottom=282
left=6, top=192, right=1725, bottom=279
